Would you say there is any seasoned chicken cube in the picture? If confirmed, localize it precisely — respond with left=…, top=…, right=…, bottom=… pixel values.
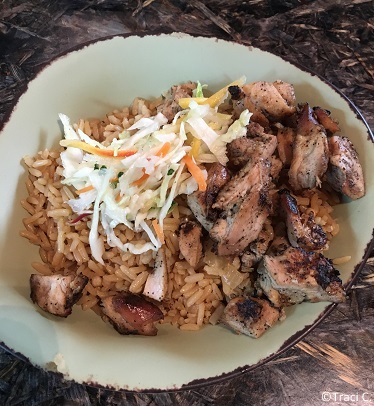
left=313, top=107, right=340, bottom=135
left=204, top=163, right=232, bottom=210
left=272, top=80, right=297, bottom=110
left=227, top=122, right=277, bottom=168
left=213, top=157, right=268, bottom=211
left=242, top=80, right=297, bottom=121
left=220, top=296, right=280, bottom=338
left=240, top=222, right=274, bottom=269
left=228, top=85, right=269, bottom=128
left=326, top=135, right=365, bottom=200
left=157, top=82, right=196, bottom=122
left=289, top=103, right=329, bottom=190
left=277, top=126, right=296, bottom=167
left=269, top=156, right=283, bottom=181
left=179, top=220, right=203, bottom=268
left=279, top=189, right=327, bottom=251
left=210, top=160, right=272, bottom=256
left=101, top=292, right=164, bottom=336
left=187, top=192, right=215, bottom=231
left=30, top=273, right=88, bottom=317
left=257, top=245, right=345, bottom=308
left=143, top=247, right=168, bottom=301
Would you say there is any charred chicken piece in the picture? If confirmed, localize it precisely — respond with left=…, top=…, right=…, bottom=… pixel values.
left=276, top=126, right=296, bottom=167
left=179, top=220, right=203, bottom=268
left=187, top=192, right=214, bottom=231
left=157, top=82, right=196, bottom=122
left=257, top=244, right=345, bottom=308
left=313, top=107, right=340, bottom=135
left=269, top=156, right=283, bottom=181
left=227, top=122, right=277, bottom=168
left=272, top=80, right=297, bottom=110
left=187, top=163, right=231, bottom=231
left=205, top=163, right=232, bottom=210
left=220, top=296, right=280, bottom=338
left=279, top=189, right=327, bottom=251
left=228, top=85, right=269, bottom=127
left=213, top=156, right=270, bottom=211
left=266, top=236, right=291, bottom=257
left=210, top=160, right=272, bottom=256
left=101, top=292, right=164, bottom=336
left=228, top=85, right=244, bottom=100
left=240, top=222, right=274, bottom=269
left=241, top=80, right=297, bottom=122
left=326, top=135, right=365, bottom=200
left=210, top=188, right=272, bottom=256
left=30, top=273, right=88, bottom=317
left=289, top=103, right=329, bottom=191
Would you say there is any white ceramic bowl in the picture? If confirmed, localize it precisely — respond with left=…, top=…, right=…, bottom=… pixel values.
left=0, top=33, right=373, bottom=391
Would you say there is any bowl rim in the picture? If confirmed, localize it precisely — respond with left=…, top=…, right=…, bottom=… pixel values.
left=0, top=31, right=373, bottom=393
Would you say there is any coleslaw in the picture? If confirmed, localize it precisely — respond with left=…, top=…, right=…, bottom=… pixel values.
left=59, top=78, right=251, bottom=263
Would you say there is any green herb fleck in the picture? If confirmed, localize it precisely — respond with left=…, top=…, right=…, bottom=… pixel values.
left=94, top=163, right=100, bottom=170
left=167, top=168, right=175, bottom=176
left=117, top=171, right=124, bottom=178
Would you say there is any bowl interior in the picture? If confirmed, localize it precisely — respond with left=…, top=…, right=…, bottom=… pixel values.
left=0, top=33, right=373, bottom=391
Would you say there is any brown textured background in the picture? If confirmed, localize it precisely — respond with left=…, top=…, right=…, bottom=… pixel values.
left=0, top=1, right=373, bottom=405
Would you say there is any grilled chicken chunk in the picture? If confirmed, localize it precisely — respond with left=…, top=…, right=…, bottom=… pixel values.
left=30, top=273, right=88, bottom=317
left=179, top=221, right=203, bottom=268
left=257, top=245, right=345, bottom=308
left=240, top=222, right=274, bottom=269
left=243, top=97, right=270, bottom=128
left=221, top=296, right=280, bottom=338
left=210, top=189, right=271, bottom=256
left=242, top=80, right=297, bottom=121
left=313, top=107, right=340, bottom=135
left=143, top=247, right=168, bottom=302
left=266, top=236, right=291, bottom=257
left=213, top=156, right=269, bottom=211
left=187, top=163, right=231, bottom=231
left=205, top=163, right=232, bottom=210
left=210, top=160, right=272, bottom=256
left=229, top=85, right=269, bottom=128
left=101, top=292, right=164, bottom=336
left=289, top=103, right=329, bottom=190
left=272, top=80, right=297, bottom=110
left=326, top=135, right=365, bottom=200
left=277, top=126, right=296, bottom=167
left=269, top=156, right=283, bottom=181
left=279, top=189, right=327, bottom=251
left=157, top=82, right=196, bottom=122
left=187, top=192, right=214, bottom=231
left=227, top=122, right=277, bottom=168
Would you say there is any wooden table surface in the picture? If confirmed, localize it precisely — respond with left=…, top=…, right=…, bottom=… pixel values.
left=0, top=1, right=373, bottom=405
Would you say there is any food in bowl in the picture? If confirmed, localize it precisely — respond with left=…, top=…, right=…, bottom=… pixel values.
left=20, top=77, right=365, bottom=338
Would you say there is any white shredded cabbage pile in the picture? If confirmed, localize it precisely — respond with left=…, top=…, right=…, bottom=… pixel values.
left=59, top=79, right=252, bottom=263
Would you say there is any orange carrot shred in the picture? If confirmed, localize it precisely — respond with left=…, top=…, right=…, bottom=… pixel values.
left=60, top=140, right=137, bottom=158
left=132, top=169, right=149, bottom=186
left=152, top=219, right=165, bottom=245
left=131, top=143, right=171, bottom=187
left=156, top=142, right=171, bottom=158
left=182, top=155, right=207, bottom=192
left=76, top=185, right=94, bottom=195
